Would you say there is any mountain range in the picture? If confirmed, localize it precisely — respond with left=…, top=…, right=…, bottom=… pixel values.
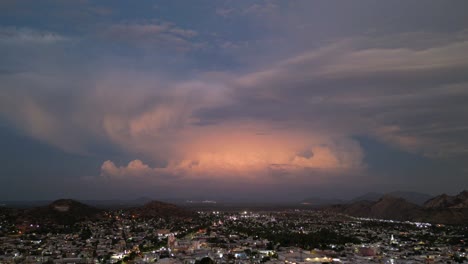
left=1, top=190, right=467, bottom=225
left=4, top=199, right=194, bottom=225
left=301, top=191, right=434, bottom=206
left=323, top=190, right=468, bottom=225
left=424, top=190, right=468, bottom=209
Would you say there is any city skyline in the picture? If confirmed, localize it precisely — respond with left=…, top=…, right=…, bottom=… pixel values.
left=1, top=1, right=468, bottom=201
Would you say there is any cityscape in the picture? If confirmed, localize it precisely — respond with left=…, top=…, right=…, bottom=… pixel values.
left=1, top=191, right=467, bottom=263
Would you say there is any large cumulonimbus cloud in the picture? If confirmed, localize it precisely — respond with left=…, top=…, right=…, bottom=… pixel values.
left=2, top=31, right=468, bottom=186
left=1, top=1, right=468, bottom=198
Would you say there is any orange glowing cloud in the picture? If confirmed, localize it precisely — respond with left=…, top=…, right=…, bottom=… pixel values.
left=100, top=120, right=365, bottom=182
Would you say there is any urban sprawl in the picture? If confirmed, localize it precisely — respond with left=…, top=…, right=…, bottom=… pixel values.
left=0, top=210, right=466, bottom=263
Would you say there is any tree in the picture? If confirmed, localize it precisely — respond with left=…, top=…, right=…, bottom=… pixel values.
left=266, top=241, right=274, bottom=250
left=199, top=257, right=215, bottom=264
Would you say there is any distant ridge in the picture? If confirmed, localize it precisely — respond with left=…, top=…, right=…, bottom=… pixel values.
left=299, top=197, right=344, bottom=206
left=327, top=195, right=422, bottom=221
left=323, top=190, right=468, bottom=225
left=424, top=190, right=468, bottom=209
left=126, top=200, right=194, bottom=219
left=348, top=192, right=383, bottom=203
left=349, top=191, right=433, bottom=206
left=386, top=191, right=433, bottom=206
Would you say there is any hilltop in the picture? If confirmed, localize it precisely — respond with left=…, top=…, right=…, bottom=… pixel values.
left=23, top=199, right=102, bottom=225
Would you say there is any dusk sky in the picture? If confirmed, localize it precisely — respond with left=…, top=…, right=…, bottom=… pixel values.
left=1, top=0, right=468, bottom=202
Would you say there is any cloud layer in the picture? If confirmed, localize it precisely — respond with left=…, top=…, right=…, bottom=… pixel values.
left=1, top=1, right=468, bottom=199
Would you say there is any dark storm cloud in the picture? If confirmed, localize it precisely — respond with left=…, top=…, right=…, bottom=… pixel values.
left=194, top=36, right=468, bottom=160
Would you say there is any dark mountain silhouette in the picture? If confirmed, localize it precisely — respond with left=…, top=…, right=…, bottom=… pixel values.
left=349, top=191, right=433, bottom=206
left=386, top=191, right=433, bottom=206
left=327, top=195, right=422, bottom=221
left=324, top=191, right=468, bottom=225
left=424, top=190, right=468, bottom=209
left=420, top=191, right=468, bottom=225
left=24, top=199, right=102, bottom=225
left=126, top=200, right=194, bottom=219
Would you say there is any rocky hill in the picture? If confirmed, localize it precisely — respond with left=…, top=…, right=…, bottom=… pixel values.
left=24, top=199, right=102, bottom=225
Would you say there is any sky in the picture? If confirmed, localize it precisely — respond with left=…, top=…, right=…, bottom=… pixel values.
left=1, top=0, right=468, bottom=202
